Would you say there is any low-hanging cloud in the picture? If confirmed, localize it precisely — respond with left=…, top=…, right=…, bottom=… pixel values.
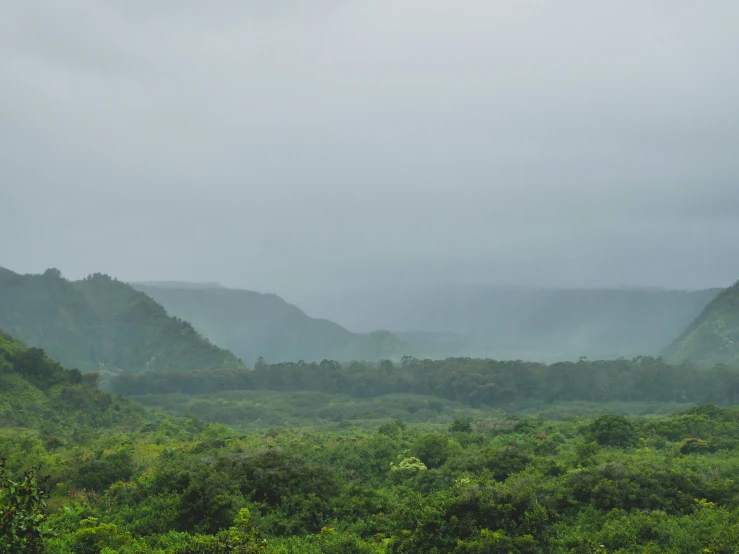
left=1, top=1, right=738, bottom=298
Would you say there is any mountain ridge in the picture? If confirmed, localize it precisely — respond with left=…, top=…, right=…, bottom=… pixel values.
left=132, top=283, right=414, bottom=365
left=662, top=279, right=739, bottom=367
left=0, top=266, right=245, bottom=373
left=297, top=284, right=721, bottom=361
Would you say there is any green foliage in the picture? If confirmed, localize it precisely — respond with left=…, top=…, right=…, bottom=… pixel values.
left=452, top=529, right=538, bottom=554
left=71, top=517, right=134, bottom=554
left=449, top=417, right=473, bottom=433
left=218, top=448, right=339, bottom=535
left=551, top=502, right=739, bottom=553
left=412, top=434, right=451, bottom=469
left=128, top=390, right=493, bottom=431
left=0, top=459, right=48, bottom=553
left=678, top=437, right=709, bottom=455
left=586, top=414, right=639, bottom=448
left=0, top=334, right=145, bottom=448
left=378, top=420, right=406, bottom=436
left=111, top=356, right=739, bottom=412
left=19, top=400, right=739, bottom=553
left=483, top=446, right=533, bottom=481
left=73, top=449, right=135, bottom=491
left=388, top=479, right=550, bottom=553
left=390, top=456, right=427, bottom=473
left=10, top=334, right=739, bottom=551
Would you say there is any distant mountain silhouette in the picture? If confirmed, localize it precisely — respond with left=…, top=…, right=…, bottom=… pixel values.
left=131, top=280, right=226, bottom=290
left=299, top=284, right=720, bottom=361
left=132, top=283, right=413, bottom=365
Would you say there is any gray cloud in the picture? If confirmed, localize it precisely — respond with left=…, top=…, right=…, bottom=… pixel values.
left=2, top=1, right=738, bottom=299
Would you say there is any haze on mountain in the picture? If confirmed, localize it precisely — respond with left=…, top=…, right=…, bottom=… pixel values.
left=299, top=284, right=721, bottom=361
left=663, top=280, right=739, bottom=368
left=2, top=2, right=739, bottom=301
left=137, top=280, right=720, bottom=363
left=133, top=282, right=412, bottom=365
left=0, top=266, right=244, bottom=373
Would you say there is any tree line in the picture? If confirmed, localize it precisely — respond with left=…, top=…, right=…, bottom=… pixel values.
left=109, top=356, right=739, bottom=407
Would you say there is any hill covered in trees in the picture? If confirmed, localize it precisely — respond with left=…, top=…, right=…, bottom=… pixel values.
left=663, top=279, right=739, bottom=367
left=0, top=267, right=244, bottom=373
left=300, top=285, right=720, bottom=361
left=132, top=283, right=413, bottom=365
left=0, top=330, right=144, bottom=441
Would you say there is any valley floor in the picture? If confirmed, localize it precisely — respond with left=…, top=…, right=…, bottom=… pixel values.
left=5, top=398, right=739, bottom=552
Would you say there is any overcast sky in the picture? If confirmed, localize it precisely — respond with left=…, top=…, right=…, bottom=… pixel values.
left=2, top=1, right=739, bottom=300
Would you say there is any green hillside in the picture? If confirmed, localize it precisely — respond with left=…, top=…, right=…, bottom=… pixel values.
left=0, top=330, right=144, bottom=439
left=663, top=279, right=739, bottom=367
left=132, top=283, right=413, bottom=365
left=0, top=267, right=245, bottom=372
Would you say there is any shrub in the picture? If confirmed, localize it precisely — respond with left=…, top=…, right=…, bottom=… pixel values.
left=587, top=415, right=638, bottom=448
left=412, top=434, right=451, bottom=469
left=0, top=459, right=49, bottom=553
left=449, top=417, right=473, bottom=434
left=679, top=437, right=710, bottom=455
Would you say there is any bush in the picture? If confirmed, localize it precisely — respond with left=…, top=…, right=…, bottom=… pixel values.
left=73, top=450, right=135, bottom=492
left=378, top=420, right=406, bottom=436
left=0, top=459, right=49, bottom=553
left=412, top=434, right=451, bottom=469
left=679, top=437, right=710, bottom=455
left=449, top=417, right=473, bottom=433
left=71, top=518, right=134, bottom=554
left=587, top=415, right=638, bottom=448
left=485, top=447, right=533, bottom=481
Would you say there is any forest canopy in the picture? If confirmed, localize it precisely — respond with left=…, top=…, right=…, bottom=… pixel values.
left=109, top=355, right=739, bottom=407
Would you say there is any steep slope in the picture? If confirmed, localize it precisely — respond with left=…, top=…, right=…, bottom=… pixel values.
left=299, top=285, right=720, bottom=361
left=132, top=283, right=413, bottom=365
left=0, top=267, right=244, bottom=372
left=662, top=280, right=739, bottom=367
left=0, top=329, right=144, bottom=434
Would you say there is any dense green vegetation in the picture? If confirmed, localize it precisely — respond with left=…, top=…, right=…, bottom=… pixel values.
left=0, top=330, right=146, bottom=460
left=663, top=279, right=739, bottom=367
left=7, top=329, right=739, bottom=551
left=0, top=268, right=244, bottom=373
left=129, top=390, right=697, bottom=434
left=110, top=356, right=739, bottom=408
left=7, top=385, right=739, bottom=550
left=130, top=390, right=508, bottom=431
left=132, top=283, right=412, bottom=365
left=1, top=459, right=49, bottom=553
left=3, top=268, right=739, bottom=552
